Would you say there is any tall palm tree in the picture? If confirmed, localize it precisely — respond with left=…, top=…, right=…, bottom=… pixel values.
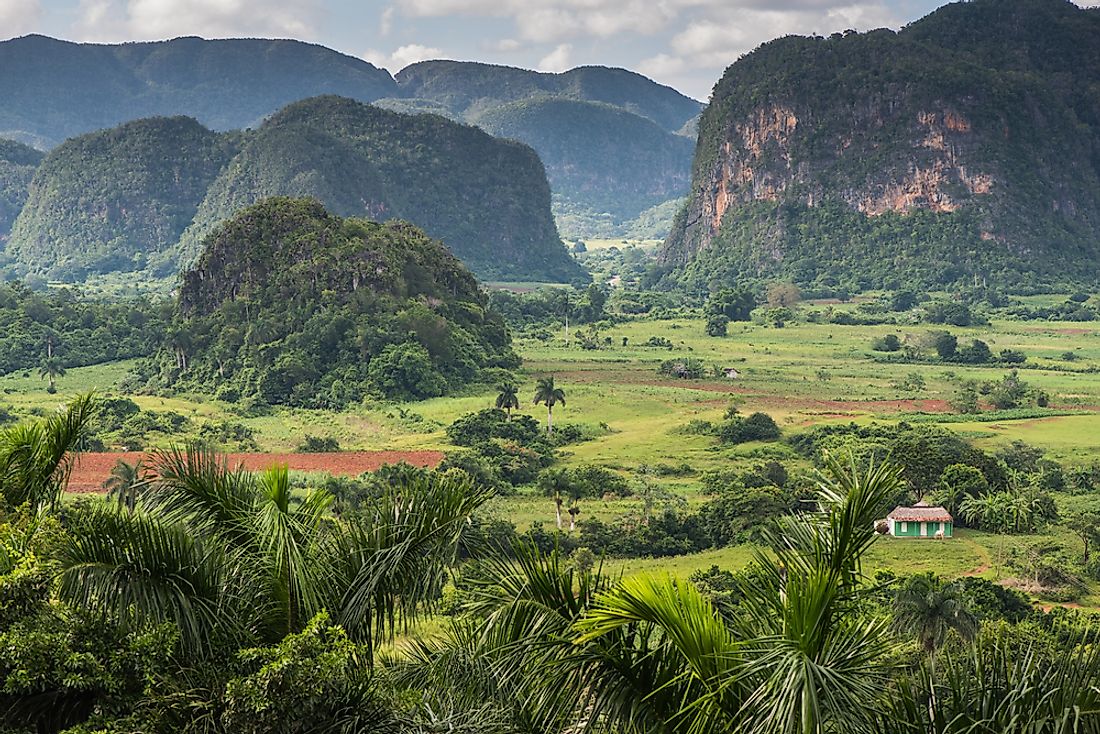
left=103, top=458, right=147, bottom=512
left=38, top=357, right=65, bottom=392
left=533, top=376, right=565, bottom=435
left=494, top=382, right=520, bottom=420
left=0, top=393, right=95, bottom=510
left=892, top=573, right=978, bottom=658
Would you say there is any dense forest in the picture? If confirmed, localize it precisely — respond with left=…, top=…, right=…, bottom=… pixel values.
left=661, top=0, right=1100, bottom=293
left=0, top=139, right=42, bottom=241
left=143, top=197, right=517, bottom=407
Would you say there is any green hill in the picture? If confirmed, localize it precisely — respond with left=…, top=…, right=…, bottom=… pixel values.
left=473, top=98, right=694, bottom=231
left=6, top=117, right=237, bottom=280
left=0, top=139, right=43, bottom=242
left=157, top=197, right=516, bottom=407
left=180, top=96, right=581, bottom=281
left=394, top=61, right=702, bottom=238
left=0, top=35, right=396, bottom=148
left=4, top=98, right=581, bottom=283
left=394, top=61, right=700, bottom=133
left=660, top=0, right=1100, bottom=292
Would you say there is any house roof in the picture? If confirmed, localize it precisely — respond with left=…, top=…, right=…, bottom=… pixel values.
left=888, top=505, right=952, bottom=522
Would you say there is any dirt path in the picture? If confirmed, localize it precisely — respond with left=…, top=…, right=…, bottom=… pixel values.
left=67, top=450, right=444, bottom=493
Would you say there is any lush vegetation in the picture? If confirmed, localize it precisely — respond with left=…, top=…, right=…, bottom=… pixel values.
left=6, top=398, right=1100, bottom=732
left=0, top=139, right=42, bottom=241
left=7, top=117, right=237, bottom=280
left=662, top=0, right=1100, bottom=292
left=143, top=198, right=516, bottom=407
left=4, top=97, right=582, bottom=284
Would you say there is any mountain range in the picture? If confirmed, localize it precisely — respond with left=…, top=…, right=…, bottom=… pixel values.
left=0, top=36, right=700, bottom=240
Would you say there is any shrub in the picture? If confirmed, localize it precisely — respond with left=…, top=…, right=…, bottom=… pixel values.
left=717, top=412, right=780, bottom=444
left=871, top=334, right=901, bottom=352
left=296, top=435, right=340, bottom=453
left=658, top=357, right=706, bottom=379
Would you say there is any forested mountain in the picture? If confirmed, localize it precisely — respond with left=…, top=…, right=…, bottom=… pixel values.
left=4, top=98, right=581, bottom=283
left=0, top=35, right=396, bottom=148
left=158, top=197, right=516, bottom=406
left=393, top=62, right=700, bottom=132
left=0, top=139, right=42, bottom=241
left=473, top=98, right=694, bottom=234
left=180, top=96, right=580, bottom=281
left=7, top=117, right=238, bottom=280
left=660, top=0, right=1100, bottom=292
left=392, top=61, right=701, bottom=237
left=0, top=36, right=701, bottom=241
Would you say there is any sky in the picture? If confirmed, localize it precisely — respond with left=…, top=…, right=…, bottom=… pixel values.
left=0, top=0, right=1096, bottom=100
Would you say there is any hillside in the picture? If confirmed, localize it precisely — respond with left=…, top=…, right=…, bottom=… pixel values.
left=3, top=98, right=580, bottom=283
left=473, top=98, right=694, bottom=231
left=180, top=96, right=581, bottom=281
left=394, top=61, right=700, bottom=132
left=0, top=35, right=396, bottom=148
left=6, top=117, right=237, bottom=280
left=0, top=139, right=43, bottom=242
left=161, top=197, right=516, bottom=406
left=394, top=61, right=702, bottom=238
left=660, top=0, right=1100, bottom=292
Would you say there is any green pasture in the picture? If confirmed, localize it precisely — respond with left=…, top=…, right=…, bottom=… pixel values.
left=15, top=312, right=1100, bottom=607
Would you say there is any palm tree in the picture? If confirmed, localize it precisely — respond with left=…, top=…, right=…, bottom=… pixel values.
left=494, top=382, right=520, bottom=420
left=56, top=444, right=490, bottom=655
left=0, top=393, right=95, bottom=510
left=103, top=458, right=147, bottom=512
left=38, top=357, right=65, bottom=393
left=892, top=573, right=978, bottom=657
left=539, top=468, right=569, bottom=529
left=424, top=452, right=902, bottom=734
left=533, top=376, right=565, bottom=435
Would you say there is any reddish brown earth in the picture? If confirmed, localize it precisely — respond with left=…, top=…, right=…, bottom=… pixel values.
left=67, top=451, right=444, bottom=494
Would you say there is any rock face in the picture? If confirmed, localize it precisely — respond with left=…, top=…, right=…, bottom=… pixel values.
left=662, top=0, right=1100, bottom=291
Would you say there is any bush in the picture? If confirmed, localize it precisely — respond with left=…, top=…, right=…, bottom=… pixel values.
left=871, top=334, right=901, bottom=352
left=367, top=343, right=446, bottom=401
left=296, top=435, right=340, bottom=453
left=717, top=412, right=780, bottom=444
left=658, top=357, right=706, bottom=379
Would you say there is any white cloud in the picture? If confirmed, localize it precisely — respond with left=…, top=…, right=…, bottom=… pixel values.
left=491, top=38, right=521, bottom=52
left=537, top=42, right=571, bottom=71
left=71, top=0, right=319, bottom=42
left=380, top=6, right=394, bottom=36
left=0, top=0, right=41, bottom=37
left=363, top=43, right=443, bottom=72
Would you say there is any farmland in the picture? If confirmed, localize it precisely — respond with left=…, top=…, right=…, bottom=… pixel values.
left=14, top=300, right=1100, bottom=605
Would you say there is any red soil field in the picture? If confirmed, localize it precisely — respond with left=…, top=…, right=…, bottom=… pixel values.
left=66, top=450, right=445, bottom=494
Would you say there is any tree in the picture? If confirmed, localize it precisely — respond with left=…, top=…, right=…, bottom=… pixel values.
left=0, top=393, right=95, bottom=510
left=705, top=313, right=729, bottom=337
left=103, top=458, right=147, bottom=513
left=1067, top=511, right=1100, bottom=564
left=539, top=468, right=571, bottom=529
left=494, top=382, right=520, bottom=420
left=706, top=287, right=756, bottom=321
left=533, top=376, right=565, bottom=435
left=932, top=332, right=958, bottom=360
left=38, top=357, right=65, bottom=393
left=765, top=282, right=801, bottom=308
left=891, top=573, right=977, bottom=722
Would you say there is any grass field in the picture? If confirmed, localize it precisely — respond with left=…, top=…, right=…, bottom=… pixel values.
left=17, top=312, right=1100, bottom=606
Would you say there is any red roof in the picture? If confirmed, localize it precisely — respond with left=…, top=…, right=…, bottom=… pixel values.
left=887, top=505, right=952, bottom=522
